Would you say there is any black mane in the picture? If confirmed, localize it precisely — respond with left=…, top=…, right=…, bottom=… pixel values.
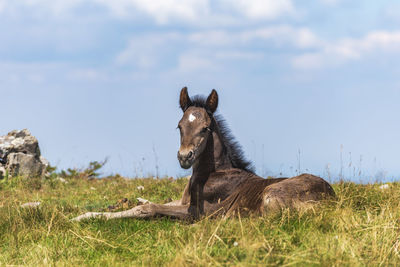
left=188, top=95, right=255, bottom=173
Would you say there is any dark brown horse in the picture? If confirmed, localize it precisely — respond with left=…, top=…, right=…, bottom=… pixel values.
left=72, top=88, right=335, bottom=221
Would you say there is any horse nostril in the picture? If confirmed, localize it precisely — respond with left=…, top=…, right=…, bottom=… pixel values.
left=178, top=151, right=194, bottom=161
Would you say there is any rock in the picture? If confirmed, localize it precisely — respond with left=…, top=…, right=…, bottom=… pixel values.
left=0, top=129, right=40, bottom=156
left=40, top=156, right=49, bottom=168
left=56, top=177, right=68, bottom=184
left=7, top=153, right=47, bottom=177
left=20, top=202, right=41, bottom=208
left=379, top=184, right=390, bottom=190
left=0, top=129, right=48, bottom=178
left=137, top=185, right=144, bottom=191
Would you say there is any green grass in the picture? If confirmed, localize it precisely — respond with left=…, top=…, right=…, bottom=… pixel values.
left=1, top=175, right=400, bottom=266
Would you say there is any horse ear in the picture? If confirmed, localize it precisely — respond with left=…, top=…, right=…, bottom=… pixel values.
left=206, top=89, right=218, bottom=113
left=179, top=87, right=192, bottom=112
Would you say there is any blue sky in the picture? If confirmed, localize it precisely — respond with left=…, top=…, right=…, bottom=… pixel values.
left=1, top=0, right=400, bottom=181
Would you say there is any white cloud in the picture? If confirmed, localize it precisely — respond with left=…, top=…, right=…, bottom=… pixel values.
left=177, top=51, right=217, bottom=72
left=222, top=0, right=294, bottom=19
left=176, top=50, right=263, bottom=73
left=0, top=0, right=85, bottom=16
left=0, top=0, right=295, bottom=24
left=116, top=26, right=319, bottom=71
left=292, top=31, right=400, bottom=69
left=187, top=26, right=320, bottom=48
left=115, top=33, right=182, bottom=68
left=239, top=26, right=320, bottom=48
left=215, top=51, right=263, bottom=61
left=0, top=62, right=66, bottom=84
left=292, top=53, right=324, bottom=69
left=94, top=0, right=210, bottom=24
left=188, top=31, right=233, bottom=47
left=117, top=27, right=398, bottom=72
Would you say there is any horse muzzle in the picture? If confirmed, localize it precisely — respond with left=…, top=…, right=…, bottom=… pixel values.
left=178, top=150, right=195, bottom=169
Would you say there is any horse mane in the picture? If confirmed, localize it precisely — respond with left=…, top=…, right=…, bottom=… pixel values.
left=189, top=95, right=255, bottom=173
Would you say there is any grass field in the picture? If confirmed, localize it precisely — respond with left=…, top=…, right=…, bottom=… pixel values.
left=1, top=172, right=400, bottom=266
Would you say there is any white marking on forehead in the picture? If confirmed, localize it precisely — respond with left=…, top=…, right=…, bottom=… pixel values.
left=188, top=113, right=196, bottom=122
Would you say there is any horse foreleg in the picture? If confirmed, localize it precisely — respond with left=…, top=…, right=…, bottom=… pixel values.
left=138, top=197, right=183, bottom=206
left=71, top=203, right=190, bottom=222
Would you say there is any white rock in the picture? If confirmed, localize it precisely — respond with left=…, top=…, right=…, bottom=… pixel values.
left=56, top=177, right=68, bottom=184
left=379, top=184, right=390, bottom=190
left=137, top=185, right=144, bottom=191
left=0, top=129, right=49, bottom=178
left=21, top=202, right=41, bottom=208
left=90, top=187, right=96, bottom=190
left=11, top=138, right=24, bottom=147
left=233, top=242, right=239, bottom=247
left=40, top=156, right=49, bottom=166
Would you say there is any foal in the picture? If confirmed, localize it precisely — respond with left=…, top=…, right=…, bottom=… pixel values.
left=72, top=88, right=335, bottom=221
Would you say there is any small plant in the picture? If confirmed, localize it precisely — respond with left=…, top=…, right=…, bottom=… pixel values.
left=83, top=159, right=108, bottom=178
left=45, top=164, right=57, bottom=178
left=59, top=168, right=79, bottom=178
left=59, top=159, right=108, bottom=179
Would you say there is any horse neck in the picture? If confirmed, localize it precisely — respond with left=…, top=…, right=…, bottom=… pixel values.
left=211, top=125, right=233, bottom=171
left=192, top=119, right=232, bottom=179
left=189, top=119, right=232, bottom=217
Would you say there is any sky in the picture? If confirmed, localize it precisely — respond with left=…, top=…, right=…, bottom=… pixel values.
left=1, top=0, right=400, bottom=182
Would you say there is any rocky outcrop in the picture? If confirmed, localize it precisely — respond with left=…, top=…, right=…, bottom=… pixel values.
left=0, top=129, right=48, bottom=179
